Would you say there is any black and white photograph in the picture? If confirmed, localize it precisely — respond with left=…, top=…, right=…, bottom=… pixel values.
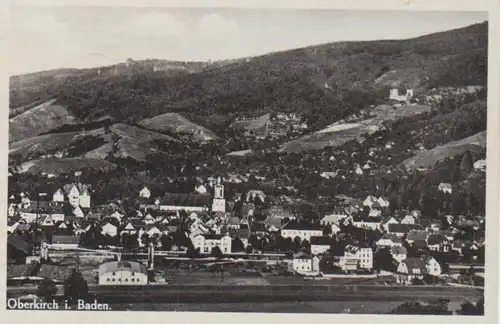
left=4, top=2, right=496, bottom=317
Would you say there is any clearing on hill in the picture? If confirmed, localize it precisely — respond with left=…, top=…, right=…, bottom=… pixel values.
left=401, top=131, right=487, bottom=170
left=19, top=157, right=117, bottom=175
left=9, top=99, right=78, bottom=143
left=138, top=113, right=218, bottom=142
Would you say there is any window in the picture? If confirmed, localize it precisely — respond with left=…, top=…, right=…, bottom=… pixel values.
left=125, top=278, right=128, bottom=282
left=131, top=272, right=135, bottom=276
left=106, top=278, right=110, bottom=282
left=118, top=279, right=122, bottom=282
left=112, top=278, right=115, bottom=282
left=112, top=272, right=115, bottom=276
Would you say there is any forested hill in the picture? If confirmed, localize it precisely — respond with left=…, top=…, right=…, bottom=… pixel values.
left=10, top=22, right=487, bottom=136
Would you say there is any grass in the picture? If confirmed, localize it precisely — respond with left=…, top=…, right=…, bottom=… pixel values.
left=402, top=130, right=487, bottom=170
left=138, top=113, right=219, bottom=142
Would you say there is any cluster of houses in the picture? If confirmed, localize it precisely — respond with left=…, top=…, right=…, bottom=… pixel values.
left=7, top=174, right=485, bottom=285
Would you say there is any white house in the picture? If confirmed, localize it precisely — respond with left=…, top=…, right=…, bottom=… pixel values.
left=292, top=252, right=320, bottom=276
left=363, top=196, right=378, bottom=208
left=396, top=256, right=441, bottom=285
left=281, top=221, right=323, bottom=242
left=368, top=209, right=382, bottom=218
left=52, top=189, right=65, bottom=203
left=61, top=183, right=91, bottom=208
left=73, top=206, right=84, bottom=218
left=401, top=215, right=416, bottom=225
left=192, top=233, right=232, bottom=254
left=391, top=246, right=408, bottom=263
left=377, top=197, right=390, bottom=208
left=376, top=233, right=403, bottom=248
left=473, top=159, right=486, bottom=172
left=139, top=186, right=151, bottom=199
left=352, top=219, right=380, bottom=231
left=382, top=217, right=399, bottom=231
left=438, top=183, right=453, bottom=194
left=389, top=88, right=413, bottom=102
left=50, top=235, right=80, bottom=249
left=98, top=260, right=148, bottom=286
left=101, top=223, right=118, bottom=237
left=344, top=244, right=373, bottom=269
left=110, top=211, right=124, bottom=221
left=195, top=184, right=208, bottom=194
left=321, top=208, right=349, bottom=226
left=144, top=214, right=156, bottom=225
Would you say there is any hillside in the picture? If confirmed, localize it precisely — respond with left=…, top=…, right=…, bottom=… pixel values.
left=138, top=113, right=219, bottom=142
left=19, top=157, right=117, bottom=175
left=401, top=131, right=487, bottom=170
left=109, top=123, right=179, bottom=143
left=9, top=99, right=78, bottom=143
left=8, top=22, right=481, bottom=136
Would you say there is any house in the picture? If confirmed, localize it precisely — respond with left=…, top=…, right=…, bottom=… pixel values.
left=329, top=223, right=341, bottom=236
left=101, top=222, right=118, bottom=237
left=388, top=224, right=424, bottom=237
left=363, top=196, right=378, bottom=208
left=376, top=233, right=403, bottom=248
left=310, top=236, right=331, bottom=255
left=73, top=206, right=84, bottom=218
left=396, top=258, right=427, bottom=284
left=39, top=215, right=55, bottom=227
left=396, top=256, right=442, bottom=285
left=406, top=230, right=430, bottom=244
left=52, top=189, right=65, bottom=203
left=139, top=186, right=151, bottom=199
left=98, top=260, right=148, bottom=285
left=50, top=235, right=80, bottom=248
left=382, top=217, right=399, bottom=231
left=389, top=88, right=413, bottom=102
left=144, top=214, right=156, bottom=225
left=110, top=211, right=124, bottom=221
left=437, top=183, right=453, bottom=194
left=281, top=220, right=323, bottom=242
left=143, top=224, right=162, bottom=237
left=61, top=183, right=92, bottom=208
left=226, top=217, right=241, bottom=230
left=321, top=208, right=349, bottom=226
left=195, top=184, right=208, bottom=194
left=192, top=233, right=232, bottom=254
left=344, top=244, right=373, bottom=270
left=391, top=246, right=408, bottom=263
left=429, top=221, right=442, bottom=232
left=246, top=190, right=266, bottom=203
left=377, top=197, right=390, bottom=208
left=292, top=252, right=320, bottom=275
left=352, top=219, right=380, bottom=231
left=427, top=234, right=450, bottom=252
left=120, top=222, right=138, bottom=235
left=400, top=215, right=416, bottom=225
left=473, top=159, right=486, bottom=172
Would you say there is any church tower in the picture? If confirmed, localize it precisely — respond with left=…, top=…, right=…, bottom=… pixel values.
left=211, top=177, right=226, bottom=213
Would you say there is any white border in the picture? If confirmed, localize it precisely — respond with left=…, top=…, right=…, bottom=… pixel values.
left=0, top=1, right=498, bottom=324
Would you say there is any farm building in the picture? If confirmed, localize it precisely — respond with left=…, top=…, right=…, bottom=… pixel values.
left=98, top=260, right=148, bottom=285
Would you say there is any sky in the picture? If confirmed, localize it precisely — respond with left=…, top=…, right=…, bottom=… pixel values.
left=8, top=7, right=487, bottom=75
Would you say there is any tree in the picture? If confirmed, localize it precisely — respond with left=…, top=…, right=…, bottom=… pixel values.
left=36, top=278, right=58, bottom=301
left=459, top=297, right=484, bottom=315
left=211, top=246, right=223, bottom=259
left=231, top=238, right=245, bottom=253
left=186, top=246, right=200, bottom=259
left=460, top=150, right=474, bottom=176
left=245, top=245, right=254, bottom=254
left=160, top=234, right=173, bottom=251
left=373, top=247, right=396, bottom=272
left=64, top=269, right=89, bottom=306
left=390, top=299, right=451, bottom=314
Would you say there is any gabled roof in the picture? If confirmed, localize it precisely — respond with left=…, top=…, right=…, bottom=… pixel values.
left=388, top=223, right=423, bottom=233
left=310, top=236, right=331, bottom=246
left=401, top=257, right=427, bottom=272
left=407, top=230, right=430, bottom=241
left=282, top=220, right=322, bottom=231
left=51, top=235, right=79, bottom=245
left=391, top=245, right=407, bottom=254
left=379, top=233, right=403, bottom=244
left=427, top=234, right=448, bottom=245
left=160, top=193, right=211, bottom=207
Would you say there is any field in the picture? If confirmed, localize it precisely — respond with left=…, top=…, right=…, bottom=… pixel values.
left=19, top=157, right=117, bottom=174
left=402, top=130, right=487, bottom=170
left=9, top=100, right=78, bottom=143
left=138, top=112, right=218, bottom=142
